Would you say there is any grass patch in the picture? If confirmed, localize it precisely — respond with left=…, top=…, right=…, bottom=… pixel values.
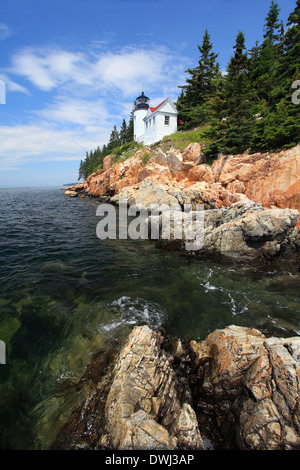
left=113, top=141, right=144, bottom=163
left=142, top=152, right=151, bottom=165
left=156, top=125, right=213, bottom=153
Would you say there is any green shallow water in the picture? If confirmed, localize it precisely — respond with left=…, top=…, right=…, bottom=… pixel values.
left=0, top=187, right=299, bottom=449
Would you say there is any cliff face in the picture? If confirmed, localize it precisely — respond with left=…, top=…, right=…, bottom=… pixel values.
left=66, top=143, right=300, bottom=219
left=213, top=146, right=300, bottom=216
left=64, top=143, right=300, bottom=269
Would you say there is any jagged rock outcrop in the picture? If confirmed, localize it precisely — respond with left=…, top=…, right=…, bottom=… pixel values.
left=105, top=325, right=203, bottom=450
left=62, top=143, right=300, bottom=267
left=212, top=145, right=300, bottom=214
left=64, top=144, right=300, bottom=218
left=149, top=199, right=300, bottom=268
left=52, top=326, right=205, bottom=450
left=110, top=179, right=182, bottom=211
left=52, top=324, right=300, bottom=450
left=190, top=325, right=300, bottom=450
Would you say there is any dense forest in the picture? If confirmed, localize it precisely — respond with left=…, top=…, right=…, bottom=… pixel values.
left=78, top=0, right=299, bottom=180
left=78, top=115, right=134, bottom=180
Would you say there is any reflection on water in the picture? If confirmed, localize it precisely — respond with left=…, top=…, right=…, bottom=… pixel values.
left=0, top=188, right=299, bottom=449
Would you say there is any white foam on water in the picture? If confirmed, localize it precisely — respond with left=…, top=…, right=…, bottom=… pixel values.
left=102, top=296, right=167, bottom=332
left=199, top=271, right=250, bottom=316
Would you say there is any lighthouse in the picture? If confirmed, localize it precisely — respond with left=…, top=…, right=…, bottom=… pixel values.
left=133, top=92, right=150, bottom=143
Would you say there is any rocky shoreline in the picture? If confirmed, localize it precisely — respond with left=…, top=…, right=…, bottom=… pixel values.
left=52, top=324, right=300, bottom=450
left=56, top=143, right=300, bottom=450
left=151, top=199, right=300, bottom=272
left=62, top=143, right=300, bottom=271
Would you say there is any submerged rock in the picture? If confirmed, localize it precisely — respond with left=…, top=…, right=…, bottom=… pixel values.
left=52, top=324, right=300, bottom=450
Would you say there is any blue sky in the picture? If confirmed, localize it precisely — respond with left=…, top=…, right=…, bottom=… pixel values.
left=0, top=0, right=296, bottom=187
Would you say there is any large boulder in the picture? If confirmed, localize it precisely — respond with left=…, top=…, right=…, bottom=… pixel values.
left=51, top=325, right=300, bottom=451
left=150, top=199, right=300, bottom=267
left=103, top=154, right=115, bottom=172
left=182, top=142, right=204, bottom=164
left=212, top=145, right=300, bottom=214
left=105, top=325, right=204, bottom=450
left=190, top=325, right=300, bottom=450
left=187, top=164, right=215, bottom=184
left=137, top=163, right=172, bottom=184
left=88, top=167, right=115, bottom=197
left=112, top=179, right=182, bottom=212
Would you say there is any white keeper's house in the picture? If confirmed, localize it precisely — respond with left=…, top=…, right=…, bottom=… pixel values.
left=133, top=92, right=178, bottom=146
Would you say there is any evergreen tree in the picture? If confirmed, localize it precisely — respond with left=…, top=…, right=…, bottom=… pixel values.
left=119, top=119, right=128, bottom=145
left=125, top=109, right=134, bottom=142
left=107, top=125, right=120, bottom=150
left=263, top=0, right=281, bottom=42
left=177, top=29, right=220, bottom=128
left=282, top=0, right=300, bottom=81
left=250, top=1, right=283, bottom=109
left=207, top=31, right=254, bottom=154
left=251, top=0, right=300, bottom=150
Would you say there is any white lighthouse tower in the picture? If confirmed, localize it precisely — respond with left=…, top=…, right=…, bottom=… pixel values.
left=133, top=91, right=150, bottom=143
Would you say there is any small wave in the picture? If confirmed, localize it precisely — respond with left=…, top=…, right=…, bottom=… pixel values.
left=202, top=281, right=218, bottom=291
left=102, top=296, right=166, bottom=332
left=200, top=278, right=249, bottom=316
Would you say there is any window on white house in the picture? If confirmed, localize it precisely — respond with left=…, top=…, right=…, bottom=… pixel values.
left=164, top=115, right=170, bottom=125
left=153, top=116, right=155, bottom=125
left=149, top=119, right=151, bottom=127
left=146, top=121, right=148, bottom=130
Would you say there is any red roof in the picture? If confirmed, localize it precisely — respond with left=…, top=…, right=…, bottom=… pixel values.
left=149, top=99, right=167, bottom=113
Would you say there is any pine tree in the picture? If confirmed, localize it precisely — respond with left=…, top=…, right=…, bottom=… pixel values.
left=207, top=31, right=254, bottom=154
left=264, top=0, right=281, bottom=42
left=250, top=1, right=283, bottom=109
left=177, top=29, right=220, bottom=128
left=119, top=119, right=127, bottom=145
left=125, top=108, right=135, bottom=142
left=107, top=125, right=120, bottom=150
left=251, top=0, right=300, bottom=150
left=282, top=0, right=300, bottom=81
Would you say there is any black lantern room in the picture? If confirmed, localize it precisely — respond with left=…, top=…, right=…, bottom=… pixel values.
left=135, top=91, right=150, bottom=110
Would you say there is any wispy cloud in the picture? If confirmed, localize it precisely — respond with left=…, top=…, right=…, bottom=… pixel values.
left=0, top=123, right=102, bottom=171
left=0, top=73, right=30, bottom=95
left=0, top=43, right=188, bottom=174
left=0, top=23, right=12, bottom=41
left=9, top=44, right=188, bottom=97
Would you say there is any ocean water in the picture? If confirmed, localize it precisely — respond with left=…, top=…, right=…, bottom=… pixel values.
left=0, top=187, right=299, bottom=449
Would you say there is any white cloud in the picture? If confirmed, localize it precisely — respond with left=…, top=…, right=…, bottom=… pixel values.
left=10, top=49, right=86, bottom=91
left=0, top=23, right=12, bottom=41
left=9, top=45, right=188, bottom=98
left=0, top=123, right=108, bottom=171
left=0, top=43, right=188, bottom=176
left=37, top=96, right=116, bottom=129
left=0, top=74, right=30, bottom=95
